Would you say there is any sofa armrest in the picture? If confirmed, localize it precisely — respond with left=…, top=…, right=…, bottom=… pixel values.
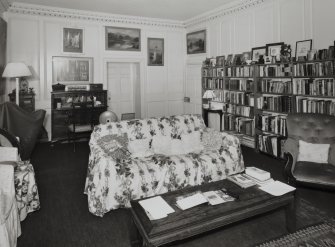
left=329, top=144, right=335, bottom=166
left=283, top=138, right=299, bottom=165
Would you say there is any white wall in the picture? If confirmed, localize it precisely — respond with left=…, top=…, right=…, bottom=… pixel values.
left=184, top=0, right=335, bottom=114
left=3, top=4, right=185, bottom=139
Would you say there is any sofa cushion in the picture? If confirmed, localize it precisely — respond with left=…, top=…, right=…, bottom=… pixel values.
left=297, top=140, right=330, bottom=163
left=152, top=135, right=171, bottom=155
left=128, top=138, right=154, bottom=158
left=96, top=133, right=130, bottom=160
left=181, top=131, right=203, bottom=154
left=293, top=161, right=335, bottom=187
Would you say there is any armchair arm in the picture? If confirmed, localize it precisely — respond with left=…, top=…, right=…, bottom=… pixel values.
left=329, top=144, right=335, bottom=166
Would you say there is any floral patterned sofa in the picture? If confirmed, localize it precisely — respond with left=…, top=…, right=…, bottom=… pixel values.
left=84, top=114, right=244, bottom=217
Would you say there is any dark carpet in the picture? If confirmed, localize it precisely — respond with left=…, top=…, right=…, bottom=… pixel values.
left=17, top=143, right=335, bottom=247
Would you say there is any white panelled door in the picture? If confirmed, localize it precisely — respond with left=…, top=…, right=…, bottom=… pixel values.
left=184, top=64, right=202, bottom=114
left=107, top=63, right=135, bottom=119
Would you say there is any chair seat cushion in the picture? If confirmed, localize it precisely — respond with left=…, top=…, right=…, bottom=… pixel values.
left=68, top=124, right=92, bottom=132
left=293, top=161, right=335, bottom=187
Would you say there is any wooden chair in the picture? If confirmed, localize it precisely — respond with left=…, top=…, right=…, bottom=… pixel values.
left=67, top=101, right=95, bottom=152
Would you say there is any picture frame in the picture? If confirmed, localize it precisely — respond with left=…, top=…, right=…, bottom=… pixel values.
left=105, top=26, right=141, bottom=51
left=52, top=56, right=93, bottom=84
left=295, top=39, right=312, bottom=61
left=147, top=38, right=164, bottom=66
left=225, top=54, right=234, bottom=66
left=187, top=30, right=206, bottom=54
left=63, top=28, right=84, bottom=53
left=266, top=42, right=284, bottom=62
left=251, top=46, right=266, bottom=63
left=242, top=52, right=251, bottom=64
left=232, top=54, right=243, bottom=65
left=216, top=56, right=225, bottom=67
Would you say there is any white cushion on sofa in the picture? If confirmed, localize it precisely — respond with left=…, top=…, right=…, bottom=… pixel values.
left=181, top=131, right=203, bottom=154
left=297, top=140, right=330, bottom=163
left=128, top=138, right=154, bottom=158
left=152, top=135, right=171, bottom=155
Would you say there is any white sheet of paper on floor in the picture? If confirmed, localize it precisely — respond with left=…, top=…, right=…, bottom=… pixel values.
left=259, top=180, right=296, bottom=196
left=139, top=196, right=174, bottom=220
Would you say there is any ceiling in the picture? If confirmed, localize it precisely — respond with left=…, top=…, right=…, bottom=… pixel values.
left=7, top=0, right=236, bottom=21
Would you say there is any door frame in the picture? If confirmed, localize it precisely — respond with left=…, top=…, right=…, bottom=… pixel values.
left=103, top=57, right=146, bottom=118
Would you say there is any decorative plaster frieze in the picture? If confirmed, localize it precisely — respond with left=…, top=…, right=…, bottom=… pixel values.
left=0, top=0, right=10, bottom=13
left=7, top=2, right=185, bottom=29
left=185, top=0, right=268, bottom=28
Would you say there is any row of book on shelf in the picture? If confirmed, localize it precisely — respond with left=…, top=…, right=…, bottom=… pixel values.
left=202, top=78, right=224, bottom=89
left=259, top=64, right=291, bottom=77
left=226, top=66, right=254, bottom=77
left=220, top=91, right=254, bottom=106
left=256, top=114, right=287, bottom=136
left=259, top=79, right=293, bottom=94
left=202, top=67, right=224, bottom=77
left=257, top=95, right=293, bottom=113
left=296, top=97, right=335, bottom=115
left=226, top=79, right=254, bottom=91
left=293, top=61, right=334, bottom=77
left=257, top=134, right=286, bottom=158
left=224, top=104, right=253, bottom=118
left=293, top=78, right=335, bottom=96
left=208, top=112, right=255, bottom=137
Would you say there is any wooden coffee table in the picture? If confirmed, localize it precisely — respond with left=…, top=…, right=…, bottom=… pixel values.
left=130, top=179, right=295, bottom=247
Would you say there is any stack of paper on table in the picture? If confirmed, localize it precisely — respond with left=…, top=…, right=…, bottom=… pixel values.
left=139, top=196, right=175, bottom=220
left=245, top=167, right=271, bottom=181
left=259, top=181, right=296, bottom=196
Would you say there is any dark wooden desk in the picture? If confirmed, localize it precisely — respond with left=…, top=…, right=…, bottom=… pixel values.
left=130, top=179, right=295, bottom=247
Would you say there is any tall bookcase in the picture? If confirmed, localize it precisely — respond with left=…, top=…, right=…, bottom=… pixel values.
left=201, top=56, right=335, bottom=158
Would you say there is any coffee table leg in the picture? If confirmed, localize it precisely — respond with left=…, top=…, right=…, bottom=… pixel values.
left=285, top=200, right=296, bottom=233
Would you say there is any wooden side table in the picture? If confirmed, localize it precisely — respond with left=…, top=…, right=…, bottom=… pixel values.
left=8, top=92, right=35, bottom=112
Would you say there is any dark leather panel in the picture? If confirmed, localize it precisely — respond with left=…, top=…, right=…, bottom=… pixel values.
left=0, top=102, right=45, bottom=160
left=287, top=113, right=335, bottom=144
left=293, top=161, right=335, bottom=186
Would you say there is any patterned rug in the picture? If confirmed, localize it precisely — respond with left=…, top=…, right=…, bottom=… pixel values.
left=257, top=219, right=335, bottom=247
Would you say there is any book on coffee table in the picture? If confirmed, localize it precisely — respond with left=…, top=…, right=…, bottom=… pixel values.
left=203, top=190, right=236, bottom=205
left=245, top=166, right=271, bottom=181
left=227, top=174, right=256, bottom=188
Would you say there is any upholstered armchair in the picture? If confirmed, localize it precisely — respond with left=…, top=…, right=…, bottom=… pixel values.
left=283, top=113, right=335, bottom=190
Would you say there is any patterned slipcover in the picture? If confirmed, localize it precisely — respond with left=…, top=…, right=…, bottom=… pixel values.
left=84, top=114, right=244, bottom=217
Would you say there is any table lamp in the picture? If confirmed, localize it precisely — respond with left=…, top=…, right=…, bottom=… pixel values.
left=202, top=90, right=216, bottom=109
left=2, top=62, right=32, bottom=105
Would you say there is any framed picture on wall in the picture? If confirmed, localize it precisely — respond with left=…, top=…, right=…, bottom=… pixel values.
left=63, top=28, right=84, bottom=53
left=105, top=26, right=141, bottom=51
left=147, top=38, right=164, bottom=66
left=187, top=30, right=206, bottom=54
left=52, top=56, right=93, bottom=84
left=251, top=46, right=266, bottom=63
left=295, top=39, right=312, bottom=61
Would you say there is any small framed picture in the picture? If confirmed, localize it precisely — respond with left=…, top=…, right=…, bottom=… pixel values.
left=148, top=38, right=164, bottom=66
left=216, top=56, right=225, bottom=67
left=232, top=54, right=243, bottom=65
left=63, top=28, right=84, bottom=53
left=295, top=39, right=312, bottom=61
left=266, top=42, right=284, bottom=62
left=187, top=30, right=206, bottom=54
left=242, top=52, right=251, bottom=64
left=225, top=54, right=234, bottom=66
left=105, top=26, right=141, bottom=51
left=251, top=46, right=266, bottom=63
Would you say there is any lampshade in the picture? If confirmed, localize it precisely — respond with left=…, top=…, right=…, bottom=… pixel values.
left=202, top=90, right=216, bottom=99
left=2, top=62, right=31, bottom=78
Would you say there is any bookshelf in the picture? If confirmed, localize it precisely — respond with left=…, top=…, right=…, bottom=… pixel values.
left=201, top=50, right=335, bottom=157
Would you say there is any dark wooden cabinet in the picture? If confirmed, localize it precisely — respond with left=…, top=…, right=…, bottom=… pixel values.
left=8, top=92, right=35, bottom=112
left=51, top=90, right=107, bottom=142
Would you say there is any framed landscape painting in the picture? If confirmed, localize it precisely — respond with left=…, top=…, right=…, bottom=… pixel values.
left=105, top=26, right=141, bottom=51
left=187, top=30, right=206, bottom=54
left=63, top=28, right=83, bottom=53
left=52, top=56, right=93, bottom=84
left=148, top=38, right=164, bottom=66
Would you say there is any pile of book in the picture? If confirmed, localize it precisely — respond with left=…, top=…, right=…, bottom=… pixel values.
left=227, top=167, right=273, bottom=188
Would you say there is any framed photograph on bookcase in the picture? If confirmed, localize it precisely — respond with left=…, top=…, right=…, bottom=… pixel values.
left=295, top=39, right=312, bottom=61
left=225, top=54, right=233, bottom=66
left=251, top=46, right=266, bottom=63
left=216, top=56, right=225, bottom=67
left=266, top=42, right=284, bottom=62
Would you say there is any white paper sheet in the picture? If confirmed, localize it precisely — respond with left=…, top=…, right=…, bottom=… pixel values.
left=176, top=192, right=208, bottom=210
left=259, top=180, right=296, bottom=196
left=139, top=196, right=174, bottom=220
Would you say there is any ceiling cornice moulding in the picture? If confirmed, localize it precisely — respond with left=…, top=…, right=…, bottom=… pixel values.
left=7, top=2, right=185, bottom=29
left=185, top=0, right=267, bottom=28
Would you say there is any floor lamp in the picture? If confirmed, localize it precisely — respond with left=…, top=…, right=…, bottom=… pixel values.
left=2, top=62, right=32, bottom=105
